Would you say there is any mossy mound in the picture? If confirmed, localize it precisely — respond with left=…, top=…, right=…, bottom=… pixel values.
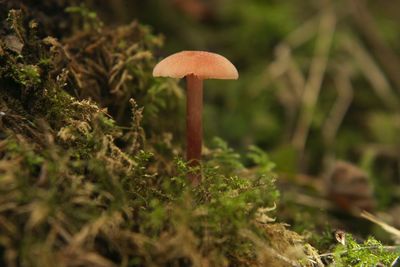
left=0, top=3, right=332, bottom=267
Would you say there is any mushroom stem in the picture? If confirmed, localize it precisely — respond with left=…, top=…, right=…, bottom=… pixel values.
left=186, top=74, right=203, bottom=185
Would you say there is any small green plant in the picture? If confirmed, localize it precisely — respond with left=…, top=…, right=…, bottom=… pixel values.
left=333, top=234, right=399, bottom=266
left=65, top=4, right=103, bottom=30
left=15, top=64, right=41, bottom=87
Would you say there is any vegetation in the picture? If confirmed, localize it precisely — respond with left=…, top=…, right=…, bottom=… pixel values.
left=0, top=1, right=399, bottom=266
left=333, top=235, right=397, bottom=266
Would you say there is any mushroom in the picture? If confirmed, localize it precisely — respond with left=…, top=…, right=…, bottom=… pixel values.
left=153, top=51, right=238, bottom=185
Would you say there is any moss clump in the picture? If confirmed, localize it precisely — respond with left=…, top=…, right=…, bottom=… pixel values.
left=333, top=235, right=399, bottom=266
left=0, top=3, right=324, bottom=267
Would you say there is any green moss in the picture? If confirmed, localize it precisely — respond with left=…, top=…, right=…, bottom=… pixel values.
left=333, top=235, right=398, bottom=266
left=14, top=64, right=41, bottom=87
left=0, top=4, right=323, bottom=267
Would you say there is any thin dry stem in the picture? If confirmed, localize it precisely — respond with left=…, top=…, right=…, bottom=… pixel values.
left=292, top=7, right=336, bottom=153
left=342, top=35, right=399, bottom=109
left=322, top=65, right=354, bottom=147
left=349, top=0, right=400, bottom=94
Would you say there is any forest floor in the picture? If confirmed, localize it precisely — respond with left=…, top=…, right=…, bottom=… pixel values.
left=0, top=1, right=399, bottom=266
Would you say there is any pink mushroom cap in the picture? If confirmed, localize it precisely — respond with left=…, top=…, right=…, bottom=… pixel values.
left=153, top=51, right=238, bottom=80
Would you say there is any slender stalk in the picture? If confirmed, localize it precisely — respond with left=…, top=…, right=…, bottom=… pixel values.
left=186, top=74, right=203, bottom=185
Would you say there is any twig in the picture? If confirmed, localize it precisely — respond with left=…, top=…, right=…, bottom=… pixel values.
left=342, top=35, right=399, bottom=109
left=285, top=190, right=333, bottom=210
left=360, top=211, right=400, bottom=241
left=292, top=7, right=336, bottom=153
left=287, top=53, right=306, bottom=99
left=284, top=15, right=319, bottom=48
left=268, top=44, right=306, bottom=99
left=263, top=45, right=302, bottom=137
left=322, top=64, right=354, bottom=147
left=349, top=0, right=400, bottom=94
